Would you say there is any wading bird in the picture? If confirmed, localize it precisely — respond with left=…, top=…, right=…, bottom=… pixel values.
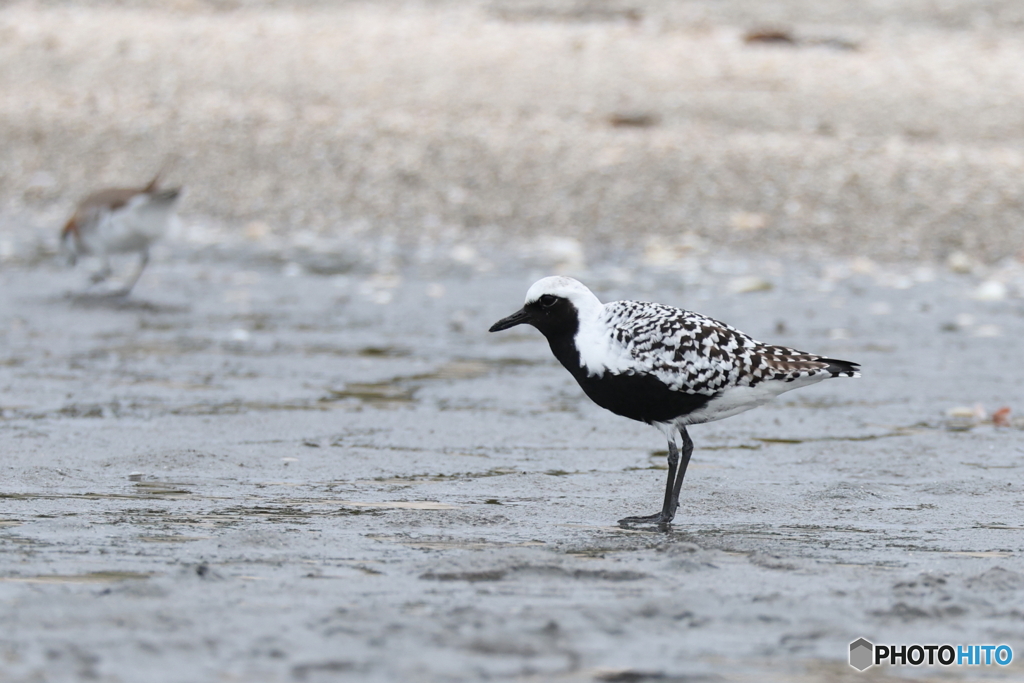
left=489, top=276, right=860, bottom=527
left=61, top=172, right=180, bottom=294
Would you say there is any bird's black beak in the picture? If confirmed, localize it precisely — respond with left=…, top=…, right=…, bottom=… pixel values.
left=489, top=307, right=532, bottom=332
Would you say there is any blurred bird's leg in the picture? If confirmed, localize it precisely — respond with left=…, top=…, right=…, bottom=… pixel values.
left=90, top=256, right=113, bottom=284
left=59, top=247, right=77, bottom=268
left=58, top=235, right=77, bottom=267
left=119, top=249, right=149, bottom=295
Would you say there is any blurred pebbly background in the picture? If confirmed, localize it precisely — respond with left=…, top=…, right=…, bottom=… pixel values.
left=3, top=0, right=1024, bottom=268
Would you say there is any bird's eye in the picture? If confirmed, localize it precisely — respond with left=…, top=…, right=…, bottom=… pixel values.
left=539, top=295, right=557, bottom=308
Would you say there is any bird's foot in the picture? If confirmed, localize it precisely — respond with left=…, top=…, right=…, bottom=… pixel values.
left=617, top=511, right=675, bottom=529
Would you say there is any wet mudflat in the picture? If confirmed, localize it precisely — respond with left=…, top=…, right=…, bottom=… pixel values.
left=2, top=246, right=1023, bottom=682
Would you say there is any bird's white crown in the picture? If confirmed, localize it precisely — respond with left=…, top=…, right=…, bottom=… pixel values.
left=524, top=276, right=604, bottom=318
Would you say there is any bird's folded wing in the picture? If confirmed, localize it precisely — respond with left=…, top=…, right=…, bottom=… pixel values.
left=602, top=301, right=835, bottom=394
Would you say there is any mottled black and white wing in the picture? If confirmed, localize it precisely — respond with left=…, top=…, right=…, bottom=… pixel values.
left=600, top=301, right=859, bottom=395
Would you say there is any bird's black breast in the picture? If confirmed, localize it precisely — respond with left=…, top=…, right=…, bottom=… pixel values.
left=546, top=333, right=712, bottom=424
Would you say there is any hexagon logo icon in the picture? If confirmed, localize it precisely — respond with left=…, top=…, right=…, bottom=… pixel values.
left=849, top=638, right=874, bottom=671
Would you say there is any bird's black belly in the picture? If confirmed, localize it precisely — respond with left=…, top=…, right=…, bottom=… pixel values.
left=572, top=370, right=713, bottom=424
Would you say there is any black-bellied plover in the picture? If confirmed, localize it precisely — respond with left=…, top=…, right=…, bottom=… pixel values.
left=489, top=276, right=860, bottom=527
left=61, top=172, right=181, bottom=294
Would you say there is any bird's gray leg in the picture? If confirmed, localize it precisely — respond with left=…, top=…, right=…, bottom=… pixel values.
left=618, top=433, right=680, bottom=527
left=667, top=426, right=694, bottom=517
left=119, top=249, right=149, bottom=295
left=90, top=255, right=113, bottom=284
left=59, top=238, right=77, bottom=267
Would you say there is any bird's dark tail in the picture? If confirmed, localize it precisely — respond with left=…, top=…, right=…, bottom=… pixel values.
left=822, top=358, right=861, bottom=378
left=143, top=156, right=178, bottom=193
left=151, top=187, right=181, bottom=203
left=143, top=171, right=162, bottom=193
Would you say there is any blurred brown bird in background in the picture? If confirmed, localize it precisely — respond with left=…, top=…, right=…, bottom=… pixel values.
left=60, top=171, right=181, bottom=295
